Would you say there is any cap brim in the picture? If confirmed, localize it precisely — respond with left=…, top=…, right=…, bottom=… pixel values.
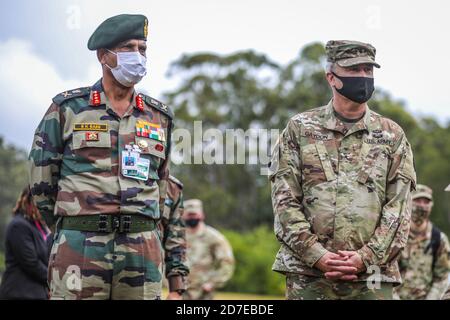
left=412, top=192, right=433, bottom=200
left=336, top=57, right=380, bottom=68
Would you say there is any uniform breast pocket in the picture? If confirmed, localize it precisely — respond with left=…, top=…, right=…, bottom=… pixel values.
left=71, top=131, right=112, bottom=171
left=300, top=143, right=329, bottom=187
left=357, top=145, right=390, bottom=205
left=135, top=136, right=167, bottom=180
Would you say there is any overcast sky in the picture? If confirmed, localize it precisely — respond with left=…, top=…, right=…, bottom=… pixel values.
left=1, top=0, right=449, bottom=150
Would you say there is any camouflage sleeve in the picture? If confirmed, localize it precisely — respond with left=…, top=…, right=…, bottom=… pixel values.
left=157, top=119, right=172, bottom=216
left=269, top=119, right=328, bottom=268
left=357, top=134, right=416, bottom=268
left=426, top=233, right=450, bottom=300
left=28, top=103, right=65, bottom=227
left=162, top=192, right=189, bottom=277
left=209, top=234, right=235, bottom=289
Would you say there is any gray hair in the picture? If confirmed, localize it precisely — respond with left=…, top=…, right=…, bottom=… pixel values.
left=325, top=62, right=336, bottom=73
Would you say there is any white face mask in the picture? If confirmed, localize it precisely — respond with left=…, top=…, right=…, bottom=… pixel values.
left=105, top=49, right=147, bottom=87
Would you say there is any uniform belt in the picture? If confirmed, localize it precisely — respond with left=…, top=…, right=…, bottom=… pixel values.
left=60, top=214, right=157, bottom=233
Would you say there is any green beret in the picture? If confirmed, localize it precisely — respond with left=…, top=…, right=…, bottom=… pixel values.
left=88, top=14, right=148, bottom=50
left=325, top=40, right=380, bottom=68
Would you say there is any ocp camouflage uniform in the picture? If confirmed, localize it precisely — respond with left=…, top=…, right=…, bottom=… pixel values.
left=269, top=100, right=416, bottom=300
left=394, top=222, right=450, bottom=300
left=184, top=226, right=235, bottom=300
left=29, top=79, right=174, bottom=299
left=158, top=175, right=189, bottom=293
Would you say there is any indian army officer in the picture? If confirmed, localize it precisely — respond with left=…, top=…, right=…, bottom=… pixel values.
left=158, top=175, right=189, bottom=299
left=394, top=184, right=450, bottom=300
left=28, top=14, right=180, bottom=300
left=182, top=199, right=235, bottom=300
left=269, top=40, right=416, bottom=300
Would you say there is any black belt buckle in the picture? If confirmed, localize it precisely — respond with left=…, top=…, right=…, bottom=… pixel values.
left=98, top=215, right=108, bottom=232
left=121, top=215, right=132, bottom=233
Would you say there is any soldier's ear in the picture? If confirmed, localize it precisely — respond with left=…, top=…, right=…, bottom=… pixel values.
left=97, top=49, right=107, bottom=64
left=325, top=72, right=335, bottom=86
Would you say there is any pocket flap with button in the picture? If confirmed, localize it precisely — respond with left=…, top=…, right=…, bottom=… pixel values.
left=357, top=145, right=381, bottom=184
left=135, top=136, right=166, bottom=159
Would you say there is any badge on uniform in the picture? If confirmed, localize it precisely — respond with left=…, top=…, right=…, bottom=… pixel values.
left=135, top=120, right=165, bottom=142
left=85, top=132, right=99, bottom=141
left=121, top=144, right=150, bottom=181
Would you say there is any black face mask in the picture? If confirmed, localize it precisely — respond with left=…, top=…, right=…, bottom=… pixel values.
left=185, top=219, right=201, bottom=228
left=332, top=72, right=375, bottom=104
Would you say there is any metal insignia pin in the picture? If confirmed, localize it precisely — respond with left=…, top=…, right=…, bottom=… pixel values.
left=138, top=140, right=148, bottom=149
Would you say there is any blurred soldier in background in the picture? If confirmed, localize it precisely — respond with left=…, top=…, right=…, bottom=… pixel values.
left=182, top=199, right=235, bottom=300
left=159, top=175, right=189, bottom=299
left=270, top=40, right=416, bottom=300
left=394, top=184, right=450, bottom=300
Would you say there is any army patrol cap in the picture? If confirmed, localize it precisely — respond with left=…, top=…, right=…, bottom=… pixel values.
left=412, top=184, right=433, bottom=201
left=326, top=40, right=380, bottom=68
left=87, top=14, right=148, bottom=50
left=184, top=199, right=203, bottom=215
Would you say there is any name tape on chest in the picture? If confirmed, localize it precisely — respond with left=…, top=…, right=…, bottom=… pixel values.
left=73, top=123, right=108, bottom=132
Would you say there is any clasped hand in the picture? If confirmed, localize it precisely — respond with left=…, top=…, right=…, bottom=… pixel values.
left=314, top=250, right=366, bottom=281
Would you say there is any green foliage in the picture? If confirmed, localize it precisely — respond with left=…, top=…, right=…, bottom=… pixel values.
left=221, top=226, right=285, bottom=295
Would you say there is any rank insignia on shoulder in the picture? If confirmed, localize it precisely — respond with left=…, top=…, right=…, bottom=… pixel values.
left=160, top=103, right=168, bottom=112
left=74, top=123, right=108, bottom=132
left=85, top=132, right=99, bottom=141
left=91, top=91, right=101, bottom=106
left=136, top=95, right=144, bottom=111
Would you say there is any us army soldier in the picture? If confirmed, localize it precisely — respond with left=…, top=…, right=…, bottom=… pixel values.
left=29, top=14, right=176, bottom=299
left=270, top=40, right=416, bottom=300
left=159, top=175, right=190, bottom=299
left=394, top=184, right=450, bottom=300
left=182, top=199, right=235, bottom=300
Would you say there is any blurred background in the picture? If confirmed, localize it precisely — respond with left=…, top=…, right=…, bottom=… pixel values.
left=0, top=0, right=449, bottom=298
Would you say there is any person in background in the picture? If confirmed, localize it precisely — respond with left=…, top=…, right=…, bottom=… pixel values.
left=182, top=199, right=235, bottom=300
left=394, top=184, right=450, bottom=300
left=0, top=187, right=51, bottom=300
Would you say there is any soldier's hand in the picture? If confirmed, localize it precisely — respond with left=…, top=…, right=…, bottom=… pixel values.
left=326, top=250, right=366, bottom=274
left=166, top=292, right=183, bottom=300
left=314, top=251, right=358, bottom=280
left=202, top=283, right=214, bottom=293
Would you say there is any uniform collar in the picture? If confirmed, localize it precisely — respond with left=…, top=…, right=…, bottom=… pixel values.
left=89, top=78, right=145, bottom=113
left=322, top=99, right=374, bottom=136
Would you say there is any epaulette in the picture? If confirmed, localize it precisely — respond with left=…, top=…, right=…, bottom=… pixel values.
left=52, top=87, right=90, bottom=105
left=141, top=94, right=174, bottom=119
left=168, top=175, right=183, bottom=189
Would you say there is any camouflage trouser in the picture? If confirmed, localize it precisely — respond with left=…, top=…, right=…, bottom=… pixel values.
left=183, top=288, right=215, bottom=300
left=48, top=229, right=164, bottom=300
left=286, top=274, right=393, bottom=300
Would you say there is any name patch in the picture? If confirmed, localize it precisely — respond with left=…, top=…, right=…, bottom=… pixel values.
left=73, top=123, right=108, bottom=132
left=304, top=131, right=332, bottom=141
